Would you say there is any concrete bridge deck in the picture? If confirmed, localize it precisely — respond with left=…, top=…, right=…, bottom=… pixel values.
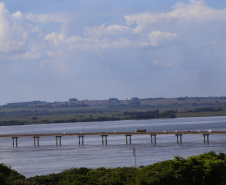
left=0, top=130, right=224, bottom=137
left=0, top=130, right=224, bottom=147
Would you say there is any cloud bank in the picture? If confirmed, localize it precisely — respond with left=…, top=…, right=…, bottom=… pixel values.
left=1, top=0, right=226, bottom=104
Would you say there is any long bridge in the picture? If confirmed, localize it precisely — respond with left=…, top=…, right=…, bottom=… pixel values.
left=0, top=130, right=225, bottom=147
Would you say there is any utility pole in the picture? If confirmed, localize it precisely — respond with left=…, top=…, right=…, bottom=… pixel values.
left=133, top=147, right=137, bottom=168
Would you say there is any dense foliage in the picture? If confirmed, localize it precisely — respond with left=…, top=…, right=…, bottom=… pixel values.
left=0, top=163, right=26, bottom=185
left=2, top=151, right=226, bottom=184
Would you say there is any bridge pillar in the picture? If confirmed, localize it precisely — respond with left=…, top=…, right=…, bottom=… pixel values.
left=55, top=136, right=62, bottom=146
left=175, top=134, right=183, bottom=144
left=101, top=135, right=108, bottom=145
left=203, top=134, right=210, bottom=143
left=126, top=135, right=132, bottom=144
left=78, top=135, right=84, bottom=145
left=33, top=136, right=40, bottom=146
left=150, top=134, right=157, bottom=144
left=12, top=137, right=18, bottom=147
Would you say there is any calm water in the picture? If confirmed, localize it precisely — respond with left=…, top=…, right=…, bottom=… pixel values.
left=1, top=116, right=226, bottom=178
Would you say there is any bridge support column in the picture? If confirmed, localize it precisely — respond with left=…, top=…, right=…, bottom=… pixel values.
left=175, top=134, right=183, bottom=144
left=126, top=135, right=132, bottom=144
left=78, top=135, right=84, bottom=145
left=56, top=136, right=62, bottom=146
left=150, top=134, right=157, bottom=144
left=203, top=134, right=210, bottom=143
left=101, top=135, right=108, bottom=145
left=33, top=137, right=40, bottom=146
left=12, top=137, right=18, bottom=147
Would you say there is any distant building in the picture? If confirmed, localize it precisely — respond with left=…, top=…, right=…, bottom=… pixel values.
left=69, top=98, right=78, bottom=102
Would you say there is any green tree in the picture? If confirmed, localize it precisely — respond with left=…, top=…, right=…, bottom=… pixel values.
left=136, top=151, right=226, bottom=185
left=0, top=163, right=27, bottom=185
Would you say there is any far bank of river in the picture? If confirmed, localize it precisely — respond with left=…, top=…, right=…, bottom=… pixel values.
left=2, top=107, right=226, bottom=126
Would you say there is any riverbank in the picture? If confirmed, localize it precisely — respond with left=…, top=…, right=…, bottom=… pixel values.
left=1, top=108, right=226, bottom=126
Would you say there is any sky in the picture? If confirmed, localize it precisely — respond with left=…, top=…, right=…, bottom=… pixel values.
left=1, top=0, right=226, bottom=105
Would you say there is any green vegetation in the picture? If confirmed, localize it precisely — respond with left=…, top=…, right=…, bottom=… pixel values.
left=0, top=163, right=26, bottom=185
left=123, top=110, right=176, bottom=119
left=1, top=96, right=226, bottom=126
left=2, top=151, right=226, bottom=184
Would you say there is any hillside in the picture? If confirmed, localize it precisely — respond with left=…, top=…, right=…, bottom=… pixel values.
left=1, top=96, right=226, bottom=125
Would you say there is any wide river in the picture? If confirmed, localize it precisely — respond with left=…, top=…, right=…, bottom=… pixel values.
left=1, top=116, right=226, bottom=178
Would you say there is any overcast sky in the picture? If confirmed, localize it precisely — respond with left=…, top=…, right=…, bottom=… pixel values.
left=1, top=0, right=226, bottom=105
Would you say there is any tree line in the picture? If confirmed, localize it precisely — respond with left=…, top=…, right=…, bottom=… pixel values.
left=1, top=151, right=226, bottom=184
left=123, top=110, right=176, bottom=119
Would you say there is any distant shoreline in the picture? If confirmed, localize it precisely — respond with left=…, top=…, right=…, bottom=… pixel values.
left=1, top=111, right=226, bottom=126
left=1, top=97, right=226, bottom=126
